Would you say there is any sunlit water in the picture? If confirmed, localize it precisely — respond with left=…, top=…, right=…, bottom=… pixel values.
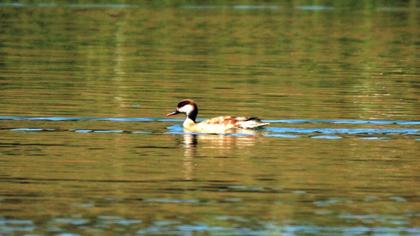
left=1, top=1, right=419, bottom=235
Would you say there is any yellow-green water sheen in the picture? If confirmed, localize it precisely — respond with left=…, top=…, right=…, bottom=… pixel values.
left=0, top=1, right=419, bottom=235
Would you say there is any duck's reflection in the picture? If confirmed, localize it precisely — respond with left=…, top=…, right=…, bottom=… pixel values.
left=182, top=130, right=259, bottom=150
left=181, top=134, right=197, bottom=181
left=182, top=133, right=198, bottom=148
left=180, top=131, right=260, bottom=180
left=173, top=129, right=264, bottom=180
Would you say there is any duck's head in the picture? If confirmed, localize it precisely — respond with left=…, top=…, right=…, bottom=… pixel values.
left=166, top=99, right=198, bottom=122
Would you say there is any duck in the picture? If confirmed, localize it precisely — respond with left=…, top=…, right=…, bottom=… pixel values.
left=166, top=99, right=269, bottom=133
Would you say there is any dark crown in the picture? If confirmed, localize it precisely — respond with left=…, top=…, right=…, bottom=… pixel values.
left=177, top=99, right=196, bottom=109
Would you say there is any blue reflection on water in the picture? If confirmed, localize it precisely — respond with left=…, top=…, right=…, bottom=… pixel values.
left=311, top=135, right=342, bottom=139
left=267, top=127, right=419, bottom=135
left=1, top=212, right=419, bottom=235
left=2, top=116, right=419, bottom=140
left=297, top=5, right=334, bottom=11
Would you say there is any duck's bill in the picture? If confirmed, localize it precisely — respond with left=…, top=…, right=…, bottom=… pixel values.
left=166, top=111, right=179, bottom=117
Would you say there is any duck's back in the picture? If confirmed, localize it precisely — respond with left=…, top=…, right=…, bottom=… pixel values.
left=199, top=116, right=268, bottom=130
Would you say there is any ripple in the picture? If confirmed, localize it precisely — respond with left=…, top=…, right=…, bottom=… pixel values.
left=144, top=198, right=199, bottom=204
left=10, top=128, right=55, bottom=132
left=0, top=218, right=35, bottom=234
left=0, top=3, right=140, bottom=9
left=297, top=5, right=334, bottom=11
left=359, top=137, right=389, bottom=140
left=311, top=135, right=342, bottom=139
left=232, top=5, right=278, bottom=10
left=72, top=129, right=93, bottom=133
left=87, top=130, right=126, bottom=133
left=264, top=134, right=300, bottom=138
left=52, top=217, right=90, bottom=226
left=69, top=129, right=126, bottom=134
left=1, top=216, right=419, bottom=235
left=265, top=119, right=420, bottom=125
left=267, top=127, right=419, bottom=135
left=96, top=215, right=142, bottom=226
left=180, top=4, right=278, bottom=10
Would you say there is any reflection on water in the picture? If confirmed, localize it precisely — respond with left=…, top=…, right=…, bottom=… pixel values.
left=0, top=117, right=419, bottom=234
left=1, top=1, right=419, bottom=235
left=0, top=1, right=418, bottom=120
left=1, top=116, right=418, bottom=140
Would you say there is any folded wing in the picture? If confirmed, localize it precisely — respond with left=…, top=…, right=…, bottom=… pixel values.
left=200, top=116, right=269, bottom=129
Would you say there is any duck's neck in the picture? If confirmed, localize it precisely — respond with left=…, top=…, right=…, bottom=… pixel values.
left=183, top=107, right=198, bottom=129
left=186, top=108, right=198, bottom=122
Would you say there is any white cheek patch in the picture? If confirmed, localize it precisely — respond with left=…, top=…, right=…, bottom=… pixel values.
left=178, top=104, right=194, bottom=114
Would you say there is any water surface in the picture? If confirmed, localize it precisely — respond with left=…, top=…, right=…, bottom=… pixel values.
left=0, top=1, right=419, bottom=235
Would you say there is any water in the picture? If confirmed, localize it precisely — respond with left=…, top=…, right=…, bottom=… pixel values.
left=1, top=1, right=419, bottom=235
